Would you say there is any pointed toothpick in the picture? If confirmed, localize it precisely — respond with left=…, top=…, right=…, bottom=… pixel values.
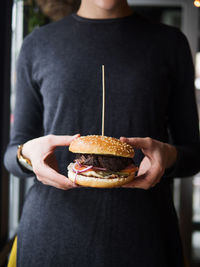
left=102, top=65, right=105, bottom=136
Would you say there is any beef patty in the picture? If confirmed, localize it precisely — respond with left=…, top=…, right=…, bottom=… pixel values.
left=75, top=153, right=134, bottom=172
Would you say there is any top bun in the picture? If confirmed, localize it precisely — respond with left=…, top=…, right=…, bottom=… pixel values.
left=69, top=135, right=134, bottom=158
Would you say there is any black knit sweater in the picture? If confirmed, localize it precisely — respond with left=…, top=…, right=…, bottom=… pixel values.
left=4, top=13, right=200, bottom=267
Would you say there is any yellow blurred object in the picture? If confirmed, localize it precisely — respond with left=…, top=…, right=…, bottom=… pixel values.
left=194, top=0, right=200, bottom=7
left=7, top=237, right=17, bottom=267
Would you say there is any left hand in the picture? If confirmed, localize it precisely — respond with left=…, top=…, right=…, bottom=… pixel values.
left=120, top=137, right=177, bottom=190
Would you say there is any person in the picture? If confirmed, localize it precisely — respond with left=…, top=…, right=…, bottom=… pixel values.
left=4, top=0, right=200, bottom=266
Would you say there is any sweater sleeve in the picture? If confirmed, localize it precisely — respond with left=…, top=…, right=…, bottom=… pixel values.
left=4, top=31, right=44, bottom=178
left=167, top=30, right=200, bottom=177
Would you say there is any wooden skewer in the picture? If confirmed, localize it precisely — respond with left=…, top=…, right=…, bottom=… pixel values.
left=102, top=65, right=105, bottom=136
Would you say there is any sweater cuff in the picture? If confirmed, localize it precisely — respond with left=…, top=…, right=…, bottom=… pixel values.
left=4, top=145, right=34, bottom=178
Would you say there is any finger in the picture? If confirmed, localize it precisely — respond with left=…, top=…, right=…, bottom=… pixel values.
left=33, top=163, right=76, bottom=189
left=120, top=137, right=153, bottom=150
left=122, top=172, right=151, bottom=189
left=48, top=134, right=80, bottom=147
left=149, top=164, right=164, bottom=187
left=42, top=165, right=79, bottom=189
left=37, top=172, right=78, bottom=190
left=36, top=175, right=74, bottom=190
left=122, top=164, right=162, bottom=189
left=140, top=163, right=163, bottom=185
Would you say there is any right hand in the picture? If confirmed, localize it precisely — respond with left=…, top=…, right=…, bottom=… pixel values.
left=22, top=134, right=80, bottom=190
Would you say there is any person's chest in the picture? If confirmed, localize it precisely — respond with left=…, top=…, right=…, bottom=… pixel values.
left=34, top=25, right=172, bottom=138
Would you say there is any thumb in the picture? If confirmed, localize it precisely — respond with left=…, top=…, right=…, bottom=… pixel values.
left=120, top=137, right=149, bottom=149
left=51, top=134, right=80, bottom=147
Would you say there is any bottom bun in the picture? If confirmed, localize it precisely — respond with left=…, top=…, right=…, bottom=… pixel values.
left=67, top=163, right=136, bottom=188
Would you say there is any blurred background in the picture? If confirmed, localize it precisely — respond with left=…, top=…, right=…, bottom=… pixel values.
left=0, top=0, right=200, bottom=266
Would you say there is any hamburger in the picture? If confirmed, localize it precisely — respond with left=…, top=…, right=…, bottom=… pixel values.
left=67, top=135, right=137, bottom=188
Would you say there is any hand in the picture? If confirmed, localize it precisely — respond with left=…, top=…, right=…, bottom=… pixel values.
left=22, top=134, right=80, bottom=190
left=120, top=137, right=177, bottom=190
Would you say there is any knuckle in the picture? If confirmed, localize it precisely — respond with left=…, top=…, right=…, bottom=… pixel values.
left=46, top=134, right=54, bottom=144
left=33, top=167, right=39, bottom=175
left=56, top=185, right=66, bottom=190
left=143, top=185, right=151, bottom=190
left=146, top=137, right=153, bottom=147
left=60, top=185, right=71, bottom=190
left=157, top=164, right=164, bottom=175
left=145, top=180, right=152, bottom=188
left=60, top=181, right=72, bottom=190
left=60, top=183, right=68, bottom=189
left=36, top=175, right=42, bottom=182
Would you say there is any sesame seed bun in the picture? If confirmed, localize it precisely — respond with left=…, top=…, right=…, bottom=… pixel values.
left=69, top=135, right=134, bottom=158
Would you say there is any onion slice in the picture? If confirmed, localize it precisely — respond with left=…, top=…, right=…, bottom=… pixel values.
left=72, top=163, right=93, bottom=174
left=74, top=160, right=107, bottom=171
left=72, top=162, right=93, bottom=184
left=72, top=162, right=108, bottom=183
left=74, top=160, right=82, bottom=167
